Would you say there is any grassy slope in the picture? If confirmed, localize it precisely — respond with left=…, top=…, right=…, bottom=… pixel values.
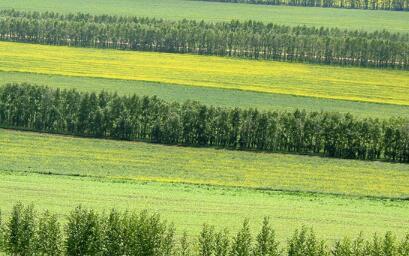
left=1, top=42, right=409, bottom=106
left=1, top=129, right=409, bottom=198
left=1, top=171, right=409, bottom=242
left=2, top=71, right=409, bottom=119
left=0, top=0, right=408, bottom=32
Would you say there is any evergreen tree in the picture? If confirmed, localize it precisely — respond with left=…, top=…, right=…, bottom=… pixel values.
left=287, top=226, right=328, bottom=256
left=253, top=217, right=280, bottom=256
left=214, top=229, right=230, bottom=256
left=398, top=234, right=409, bottom=256
left=382, top=232, right=397, bottom=256
left=65, top=206, right=103, bottom=256
left=102, top=209, right=124, bottom=256
left=331, top=237, right=353, bottom=256
left=179, top=231, right=191, bottom=256
left=351, top=233, right=367, bottom=256
left=161, top=224, right=176, bottom=256
left=36, top=210, right=63, bottom=255
left=230, top=219, right=252, bottom=256
left=368, top=233, right=383, bottom=256
left=199, top=224, right=215, bottom=256
left=4, top=203, right=37, bottom=256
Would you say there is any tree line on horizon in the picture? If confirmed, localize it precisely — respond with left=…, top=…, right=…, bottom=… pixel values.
left=0, top=10, right=408, bottom=69
left=1, top=83, right=409, bottom=163
left=0, top=203, right=408, bottom=256
left=197, top=0, right=409, bottom=11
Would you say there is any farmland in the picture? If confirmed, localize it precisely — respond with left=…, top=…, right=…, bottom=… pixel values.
left=1, top=0, right=409, bottom=254
left=1, top=42, right=409, bottom=106
left=1, top=129, right=409, bottom=199
left=0, top=0, right=408, bottom=32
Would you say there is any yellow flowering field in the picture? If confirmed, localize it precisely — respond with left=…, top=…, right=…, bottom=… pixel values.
left=1, top=41, right=409, bottom=105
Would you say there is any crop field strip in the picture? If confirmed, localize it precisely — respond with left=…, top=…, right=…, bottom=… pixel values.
left=0, top=171, right=409, bottom=242
left=1, top=129, right=409, bottom=199
left=1, top=42, right=409, bottom=106
left=1, top=71, right=409, bottom=119
left=0, top=0, right=408, bottom=32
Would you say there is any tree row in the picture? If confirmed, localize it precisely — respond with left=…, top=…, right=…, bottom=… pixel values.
left=1, top=83, right=409, bottom=163
left=1, top=203, right=408, bottom=256
left=0, top=10, right=408, bottom=69
left=197, top=0, right=409, bottom=11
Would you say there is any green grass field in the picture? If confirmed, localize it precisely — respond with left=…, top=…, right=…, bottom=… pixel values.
left=2, top=129, right=409, bottom=199
left=1, top=171, right=409, bottom=242
left=2, top=71, right=409, bottom=119
left=0, top=0, right=408, bottom=32
left=1, top=41, right=409, bottom=106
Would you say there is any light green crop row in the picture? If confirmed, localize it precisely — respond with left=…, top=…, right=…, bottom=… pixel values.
left=1, top=129, right=409, bottom=199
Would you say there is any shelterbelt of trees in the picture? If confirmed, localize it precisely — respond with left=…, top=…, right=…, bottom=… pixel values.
left=1, top=203, right=409, bottom=256
left=197, top=0, right=409, bottom=11
left=0, top=10, right=408, bottom=69
left=1, top=83, right=409, bottom=163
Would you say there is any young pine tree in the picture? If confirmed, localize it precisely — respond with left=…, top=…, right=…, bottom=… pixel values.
left=161, top=224, right=176, bottom=256
left=331, top=237, right=353, bottom=256
left=4, top=203, right=23, bottom=254
left=287, top=226, right=328, bottom=256
left=214, top=229, right=230, bottom=256
left=138, top=211, right=167, bottom=256
left=398, top=234, right=409, bottom=256
left=382, top=232, right=397, bottom=256
left=369, top=233, right=383, bottom=256
left=36, top=210, right=63, bottom=255
left=253, top=217, right=280, bottom=256
left=65, top=206, right=103, bottom=256
left=351, top=233, right=368, bottom=256
left=5, top=203, right=37, bottom=256
left=102, top=209, right=124, bottom=256
left=230, top=219, right=252, bottom=256
left=306, top=231, right=328, bottom=256
left=198, top=224, right=215, bottom=256
left=121, top=210, right=170, bottom=256
left=179, top=231, right=191, bottom=256
left=287, top=227, right=307, bottom=256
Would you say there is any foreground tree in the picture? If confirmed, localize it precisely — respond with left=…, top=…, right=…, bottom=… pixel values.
left=253, top=217, right=280, bottom=256
left=4, top=203, right=37, bottom=256
left=230, top=219, right=252, bottom=256
left=65, top=206, right=103, bottom=256
left=36, top=210, right=63, bottom=255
